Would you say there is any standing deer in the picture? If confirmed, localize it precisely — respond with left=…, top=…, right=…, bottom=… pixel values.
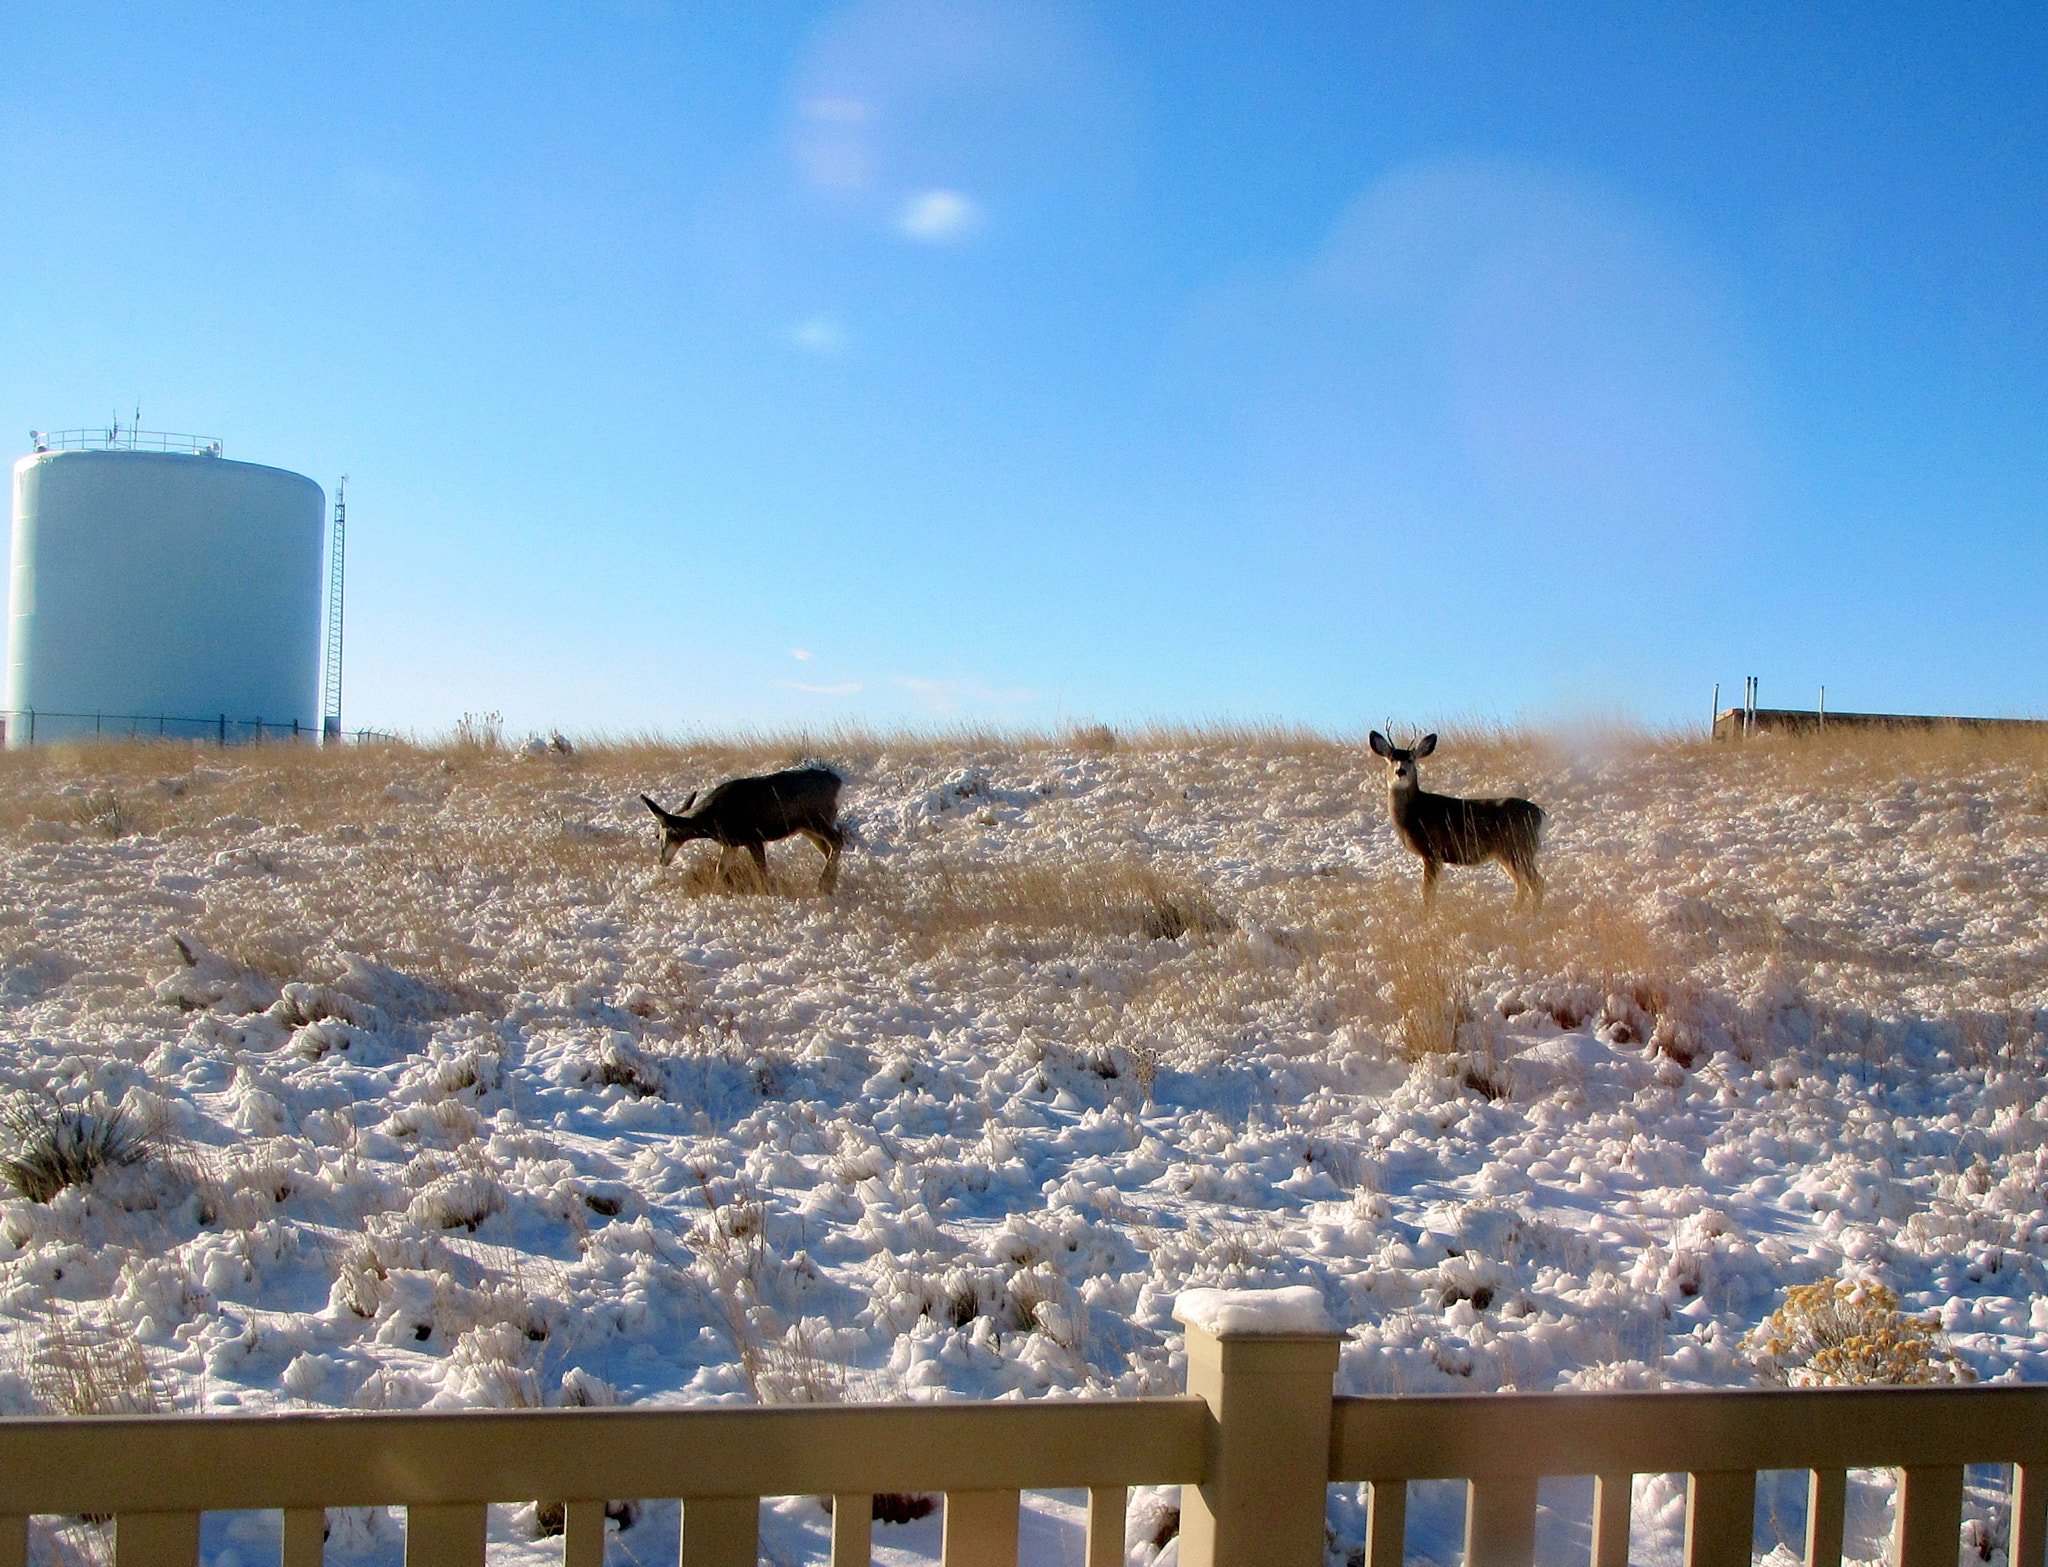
left=640, top=764, right=846, bottom=893
left=1368, top=732, right=1545, bottom=911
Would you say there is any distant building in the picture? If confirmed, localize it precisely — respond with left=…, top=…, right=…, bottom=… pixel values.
left=1712, top=707, right=2048, bottom=741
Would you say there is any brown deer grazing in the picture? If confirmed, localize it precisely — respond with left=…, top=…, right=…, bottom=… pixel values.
left=1369, top=732, right=1545, bottom=911
left=640, top=765, right=846, bottom=892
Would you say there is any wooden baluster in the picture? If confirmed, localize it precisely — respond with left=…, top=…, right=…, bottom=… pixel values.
left=830, top=1495, right=872, bottom=1567
left=563, top=1502, right=606, bottom=1567
left=1593, top=1475, right=1632, bottom=1567
left=679, top=1497, right=757, bottom=1567
left=1467, top=1476, right=1539, bottom=1567
left=1086, top=1488, right=1126, bottom=1567
left=1804, top=1470, right=1846, bottom=1567
left=2012, top=1467, right=2048, bottom=1567
left=1367, top=1480, right=1407, bottom=1567
left=115, top=1513, right=202, bottom=1567
left=941, top=1491, right=1019, bottom=1567
left=0, top=1515, right=24, bottom=1567
left=1893, top=1467, right=1963, bottom=1567
left=1683, top=1471, right=1756, bottom=1567
left=281, top=1509, right=326, bottom=1567
left=404, top=1505, right=488, bottom=1567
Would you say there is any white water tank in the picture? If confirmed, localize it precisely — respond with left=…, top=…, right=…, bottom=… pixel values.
left=7, top=439, right=325, bottom=746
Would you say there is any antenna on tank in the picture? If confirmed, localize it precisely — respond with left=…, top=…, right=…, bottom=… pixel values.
left=322, top=477, right=347, bottom=742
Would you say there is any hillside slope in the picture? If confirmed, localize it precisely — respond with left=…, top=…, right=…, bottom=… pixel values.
left=1, top=727, right=2043, bottom=1567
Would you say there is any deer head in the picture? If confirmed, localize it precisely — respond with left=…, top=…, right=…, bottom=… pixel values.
left=1369, top=730, right=1436, bottom=790
left=640, top=792, right=701, bottom=865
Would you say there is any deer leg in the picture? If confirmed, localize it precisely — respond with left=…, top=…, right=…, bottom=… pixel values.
left=1421, top=858, right=1440, bottom=912
left=799, top=826, right=844, bottom=893
left=746, top=842, right=770, bottom=892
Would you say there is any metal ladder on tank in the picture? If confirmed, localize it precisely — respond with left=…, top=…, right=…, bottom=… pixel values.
left=321, top=477, right=345, bottom=741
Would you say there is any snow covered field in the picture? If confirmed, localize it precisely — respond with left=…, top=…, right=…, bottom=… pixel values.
left=1, top=724, right=2045, bottom=1567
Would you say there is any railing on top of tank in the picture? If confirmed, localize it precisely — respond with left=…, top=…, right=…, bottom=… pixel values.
left=0, top=709, right=395, bottom=746
left=27, top=428, right=223, bottom=456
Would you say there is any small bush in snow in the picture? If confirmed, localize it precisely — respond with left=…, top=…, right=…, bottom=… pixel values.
left=71, top=789, right=144, bottom=840
left=407, top=1169, right=506, bottom=1232
left=1750, top=1279, right=1972, bottom=1386
left=869, top=1494, right=936, bottom=1525
left=0, top=1096, right=148, bottom=1202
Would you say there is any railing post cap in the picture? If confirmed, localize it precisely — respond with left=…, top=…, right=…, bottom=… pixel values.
left=1174, top=1286, right=1337, bottom=1337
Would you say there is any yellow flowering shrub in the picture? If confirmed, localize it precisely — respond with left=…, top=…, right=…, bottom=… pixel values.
left=1748, top=1280, right=1972, bottom=1386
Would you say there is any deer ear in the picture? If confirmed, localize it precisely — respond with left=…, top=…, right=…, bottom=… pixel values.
left=641, top=793, right=674, bottom=822
left=1369, top=731, right=1392, bottom=758
left=1415, top=733, right=1437, bottom=757
left=682, top=790, right=698, bottom=813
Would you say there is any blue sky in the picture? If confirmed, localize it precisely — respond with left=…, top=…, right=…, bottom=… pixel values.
left=3, top=2, right=2042, bottom=736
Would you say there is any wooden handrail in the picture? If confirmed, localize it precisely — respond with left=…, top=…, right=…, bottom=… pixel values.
left=1329, top=1385, right=2048, bottom=1480
left=0, top=1398, right=1210, bottom=1516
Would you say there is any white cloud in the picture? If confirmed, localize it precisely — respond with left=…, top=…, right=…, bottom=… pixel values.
left=802, top=97, right=871, bottom=124
left=789, top=648, right=814, bottom=661
left=776, top=679, right=863, bottom=696
left=794, top=97, right=876, bottom=190
left=899, top=189, right=979, bottom=242
left=789, top=316, right=849, bottom=355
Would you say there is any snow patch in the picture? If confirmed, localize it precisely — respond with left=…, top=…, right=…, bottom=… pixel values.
left=1175, top=1285, right=1335, bottom=1336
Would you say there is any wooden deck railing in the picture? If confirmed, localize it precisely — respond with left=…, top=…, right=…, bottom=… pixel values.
left=0, top=1294, right=2041, bottom=1567
left=1331, top=1385, right=2048, bottom=1567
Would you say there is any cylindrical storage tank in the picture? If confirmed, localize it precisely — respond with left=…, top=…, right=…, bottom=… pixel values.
left=7, top=448, right=324, bottom=746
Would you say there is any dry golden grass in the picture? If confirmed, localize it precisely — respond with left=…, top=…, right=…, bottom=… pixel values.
left=1296, top=870, right=1687, bottom=1059
left=1, top=720, right=2040, bottom=1064
left=17, top=1299, right=168, bottom=1415
left=1660, top=723, right=2048, bottom=801
left=858, top=857, right=1231, bottom=950
left=0, top=715, right=1571, bottom=855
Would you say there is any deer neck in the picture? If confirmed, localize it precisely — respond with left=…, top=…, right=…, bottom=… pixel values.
left=1386, top=775, right=1422, bottom=826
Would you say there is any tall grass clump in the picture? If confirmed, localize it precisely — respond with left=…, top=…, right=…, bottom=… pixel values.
left=0, top=1096, right=149, bottom=1202
left=23, top=1303, right=167, bottom=1415
left=1301, top=870, right=1689, bottom=1065
left=871, top=858, right=1233, bottom=947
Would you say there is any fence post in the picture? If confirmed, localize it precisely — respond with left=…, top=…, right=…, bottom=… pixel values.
left=218, top=714, right=227, bottom=746
left=1174, top=1288, right=1342, bottom=1567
